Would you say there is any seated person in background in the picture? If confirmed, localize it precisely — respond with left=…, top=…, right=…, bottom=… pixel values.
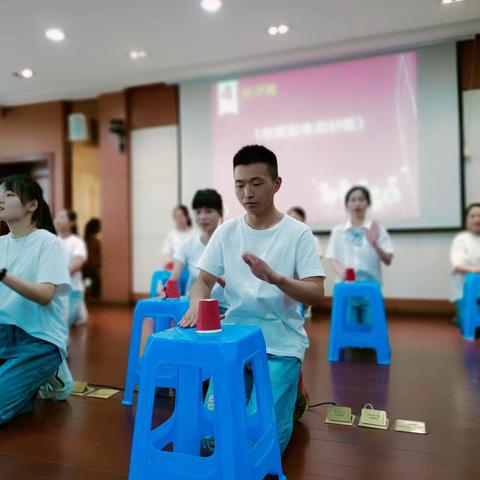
left=450, top=203, right=480, bottom=324
left=179, top=145, right=325, bottom=454
left=54, top=209, right=88, bottom=327
left=287, top=206, right=323, bottom=319
left=162, top=205, right=195, bottom=269
left=325, top=185, right=393, bottom=325
left=0, top=175, right=72, bottom=424
left=169, top=189, right=228, bottom=313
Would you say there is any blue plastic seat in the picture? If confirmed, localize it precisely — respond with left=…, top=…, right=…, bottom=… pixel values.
left=150, top=269, right=190, bottom=297
left=328, top=282, right=391, bottom=365
left=128, top=324, right=285, bottom=480
left=122, top=297, right=190, bottom=406
left=461, top=273, right=480, bottom=340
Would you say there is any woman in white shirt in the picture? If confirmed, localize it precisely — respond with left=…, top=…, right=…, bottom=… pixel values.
left=54, top=209, right=88, bottom=327
left=450, top=203, right=480, bottom=324
left=170, top=189, right=228, bottom=312
left=162, top=205, right=195, bottom=268
left=0, top=175, right=72, bottom=424
left=326, top=185, right=394, bottom=324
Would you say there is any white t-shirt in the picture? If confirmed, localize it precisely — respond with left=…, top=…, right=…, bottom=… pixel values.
left=0, top=229, right=71, bottom=358
left=197, top=214, right=325, bottom=360
left=326, top=220, right=393, bottom=283
left=450, top=231, right=480, bottom=302
left=173, top=234, right=227, bottom=309
left=60, top=234, right=87, bottom=291
left=162, top=228, right=195, bottom=260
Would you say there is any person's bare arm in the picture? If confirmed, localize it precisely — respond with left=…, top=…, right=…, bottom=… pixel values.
left=2, top=272, right=56, bottom=306
left=453, top=264, right=480, bottom=274
left=242, top=253, right=324, bottom=305
left=178, top=270, right=218, bottom=327
left=69, top=255, right=86, bottom=275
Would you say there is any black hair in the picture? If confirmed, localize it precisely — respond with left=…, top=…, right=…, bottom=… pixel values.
left=288, top=206, right=306, bottom=222
left=192, top=189, right=223, bottom=216
left=344, top=185, right=371, bottom=206
left=0, top=175, right=56, bottom=234
left=233, top=145, right=278, bottom=180
left=465, top=203, right=480, bottom=218
left=65, top=209, right=78, bottom=235
left=84, top=218, right=101, bottom=239
left=174, top=205, right=192, bottom=227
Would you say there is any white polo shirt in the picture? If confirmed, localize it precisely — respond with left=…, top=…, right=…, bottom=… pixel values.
left=60, top=234, right=87, bottom=292
left=450, top=231, right=480, bottom=302
left=197, top=214, right=325, bottom=361
left=326, top=220, right=393, bottom=283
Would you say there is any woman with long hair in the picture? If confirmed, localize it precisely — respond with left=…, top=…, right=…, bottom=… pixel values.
left=0, top=175, right=72, bottom=424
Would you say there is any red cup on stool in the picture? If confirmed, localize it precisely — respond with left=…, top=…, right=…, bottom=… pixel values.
left=196, top=299, right=222, bottom=334
left=165, top=279, right=180, bottom=298
left=344, top=268, right=356, bottom=282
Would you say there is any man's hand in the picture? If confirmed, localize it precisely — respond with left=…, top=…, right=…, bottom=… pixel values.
left=365, top=221, right=380, bottom=246
left=242, top=252, right=281, bottom=284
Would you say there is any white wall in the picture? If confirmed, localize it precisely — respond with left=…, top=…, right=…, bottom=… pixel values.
left=131, top=126, right=178, bottom=294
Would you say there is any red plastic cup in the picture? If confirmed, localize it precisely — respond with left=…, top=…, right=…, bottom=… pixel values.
left=165, top=279, right=180, bottom=298
left=344, top=268, right=356, bottom=282
left=196, top=299, right=222, bottom=334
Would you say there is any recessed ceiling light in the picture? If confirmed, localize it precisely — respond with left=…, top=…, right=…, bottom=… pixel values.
left=440, top=0, right=465, bottom=4
left=201, top=0, right=222, bottom=13
left=14, top=68, right=34, bottom=79
left=268, top=26, right=279, bottom=36
left=128, top=50, right=148, bottom=60
left=45, top=28, right=65, bottom=42
left=268, top=24, right=290, bottom=36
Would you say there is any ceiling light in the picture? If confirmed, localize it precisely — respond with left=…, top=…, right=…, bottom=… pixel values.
left=268, top=26, right=279, bottom=36
left=14, top=68, right=34, bottom=79
left=201, top=0, right=222, bottom=13
left=45, top=28, right=65, bottom=42
left=128, top=50, right=148, bottom=60
left=440, top=0, right=465, bottom=4
left=278, top=24, right=289, bottom=34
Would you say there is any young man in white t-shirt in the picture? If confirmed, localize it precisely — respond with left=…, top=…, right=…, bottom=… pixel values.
left=179, top=145, right=325, bottom=453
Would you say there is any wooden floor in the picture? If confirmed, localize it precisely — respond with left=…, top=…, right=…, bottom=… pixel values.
left=1, top=306, right=480, bottom=479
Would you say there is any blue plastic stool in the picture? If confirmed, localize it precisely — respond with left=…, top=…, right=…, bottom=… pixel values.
left=461, top=273, right=480, bottom=340
left=328, top=282, right=391, bottom=365
left=128, top=324, right=285, bottom=480
left=150, top=269, right=190, bottom=297
left=122, top=297, right=190, bottom=406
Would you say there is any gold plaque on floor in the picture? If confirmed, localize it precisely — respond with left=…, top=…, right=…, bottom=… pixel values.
left=394, top=419, right=427, bottom=434
left=85, top=388, right=120, bottom=399
left=358, top=404, right=389, bottom=430
left=71, top=381, right=96, bottom=396
left=325, top=405, right=356, bottom=426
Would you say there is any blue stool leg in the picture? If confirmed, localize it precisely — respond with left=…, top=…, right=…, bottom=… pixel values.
left=173, top=365, right=203, bottom=454
left=122, top=310, right=146, bottom=406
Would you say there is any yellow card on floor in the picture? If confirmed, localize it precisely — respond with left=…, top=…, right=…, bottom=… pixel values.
left=72, top=381, right=89, bottom=394
left=325, top=405, right=356, bottom=426
left=85, top=388, right=120, bottom=399
left=358, top=404, right=389, bottom=430
left=394, top=419, right=427, bottom=434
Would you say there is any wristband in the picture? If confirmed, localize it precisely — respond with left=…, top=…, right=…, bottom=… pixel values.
left=0, top=268, right=7, bottom=282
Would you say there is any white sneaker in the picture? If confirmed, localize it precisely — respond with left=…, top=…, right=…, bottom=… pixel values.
left=39, top=359, right=73, bottom=400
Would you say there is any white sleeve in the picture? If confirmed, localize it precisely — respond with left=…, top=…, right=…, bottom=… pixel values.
left=295, top=230, right=326, bottom=279
left=450, top=234, right=467, bottom=267
left=38, top=237, right=71, bottom=295
left=173, top=240, right=188, bottom=265
left=162, top=231, right=174, bottom=256
left=377, top=227, right=394, bottom=254
left=325, top=228, right=339, bottom=260
left=196, top=229, right=225, bottom=278
left=72, top=237, right=87, bottom=260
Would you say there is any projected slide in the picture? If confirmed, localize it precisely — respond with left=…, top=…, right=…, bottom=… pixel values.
left=212, top=52, right=418, bottom=229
